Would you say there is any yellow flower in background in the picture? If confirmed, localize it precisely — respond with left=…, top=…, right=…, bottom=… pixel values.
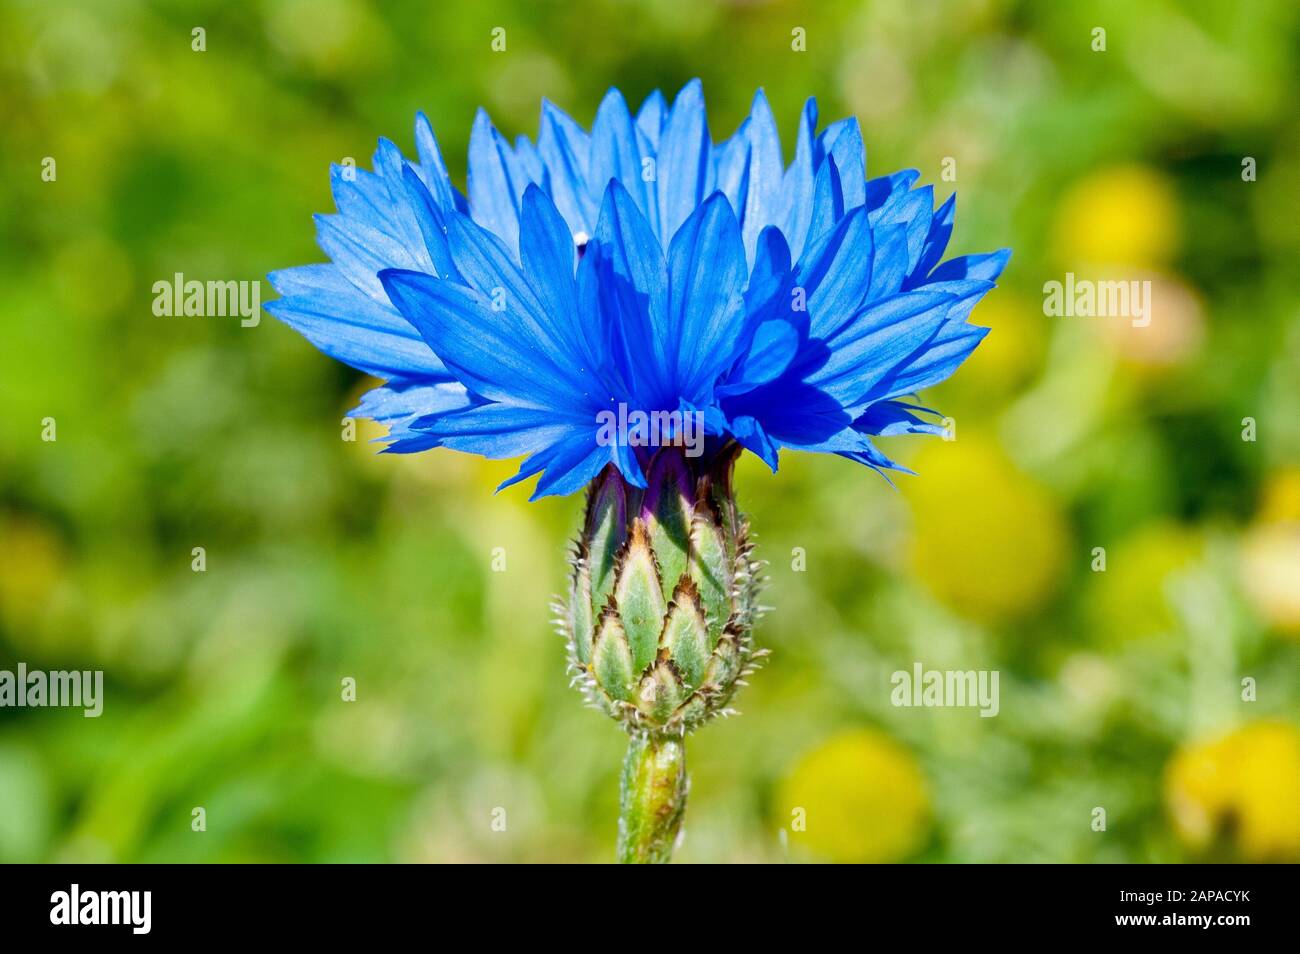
left=1240, top=469, right=1300, bottom=636
left=907, top=437, right=1068, bottom=621
left=778, top=728, right=930, bottom=863
left=1165, top=722, right=1300, bottom=862
left=1258, top=468, right=1300, bottom=524
left=1087, top=522, right=1204, bottom=646
left=1053, top=165, right=1179, bottom=268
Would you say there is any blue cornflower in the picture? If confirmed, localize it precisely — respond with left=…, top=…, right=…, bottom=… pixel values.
left=268, top=83, right=1015, bottom=861
left=267, top=81, right=1009, bottom=497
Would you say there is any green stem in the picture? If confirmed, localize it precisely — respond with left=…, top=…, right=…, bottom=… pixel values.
left=617, top=734, right=688, bottom=863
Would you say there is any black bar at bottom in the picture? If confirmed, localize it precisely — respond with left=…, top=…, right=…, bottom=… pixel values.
left=1, top=862, right=1287, bottom=940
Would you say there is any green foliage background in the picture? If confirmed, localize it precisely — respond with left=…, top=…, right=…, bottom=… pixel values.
left=1, top=0, right=1298, bottom=862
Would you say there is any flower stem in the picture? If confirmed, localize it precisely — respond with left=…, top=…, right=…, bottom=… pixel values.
left=617, top=734, right=688, bottom=863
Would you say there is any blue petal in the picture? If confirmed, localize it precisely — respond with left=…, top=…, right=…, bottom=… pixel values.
left=266, top=264, right=444, bottom=378
left=467, top=109, right=530, bottom=253
left=518, top=185, right=584, bottom=352
left=853, top=400, right=947, bottom=437
left=413, top=111, right=459, bottom=211
left=590, top=89, right=657, bottom=233
left=872, top=183, right=934, bottom=275
left=718, top=317, right=799, bottom=395
left=721, top=226, right=798, bottom=394
left=928, top=248, right=1012, bottom=283
left=778, top=97, right=821, bottom=261
left=871, top=319, right=989, bottom=401
left=906, top=192, right=956, bottom=288
left=581, top=181, right=670, bottom=404
left=512, top=134, right=546, bottom=184
left=537, top=99, right=598, bottom=240
left=812, top=289, right=959, bottom=409
left=921, top=278, right=998, bottom=323
left=378, top=269, right=585, bottom=409
left=744, top=225, right=795, bottom=319
left=733, top=90, right=785, bottom=264
left=499, top=432, right=612, bottom=499
left=442, top=209, right=578, bottom=373
left=656, top=79, right=715, bottom=244
left=609, top=439, right=647, bottom=488
left=313, top=212, right=425, bottom=302
left=635, top=89, right=668, bottom=150
left=764, top=420, right=878, bottom=455
left=838, top=439, right=914, bottom=478
left=806, top=154, right=845, bottom=246
left=416, top=401, right=576, bottom=458
left=398, top=165, right=457, bottom=281
left=845, top=285, right=994, bottom=410
left=865, top=223, right=910, bottom=305
left=794, top=206, right=874, bottom=339
left=354, top=377, right=474, bottom=453
left=666, top=192, right=747, bottom=398
left=329, top=164, right=401, bottom=239
left=730, top=415, right=779, bottom=471
left=865, top=169, right=919, bottom=212
left=818, top=117, right=866, bottom=211
left=372, top=138, right=434, bottom=274
left=713, top=116, right=750, bottom=223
